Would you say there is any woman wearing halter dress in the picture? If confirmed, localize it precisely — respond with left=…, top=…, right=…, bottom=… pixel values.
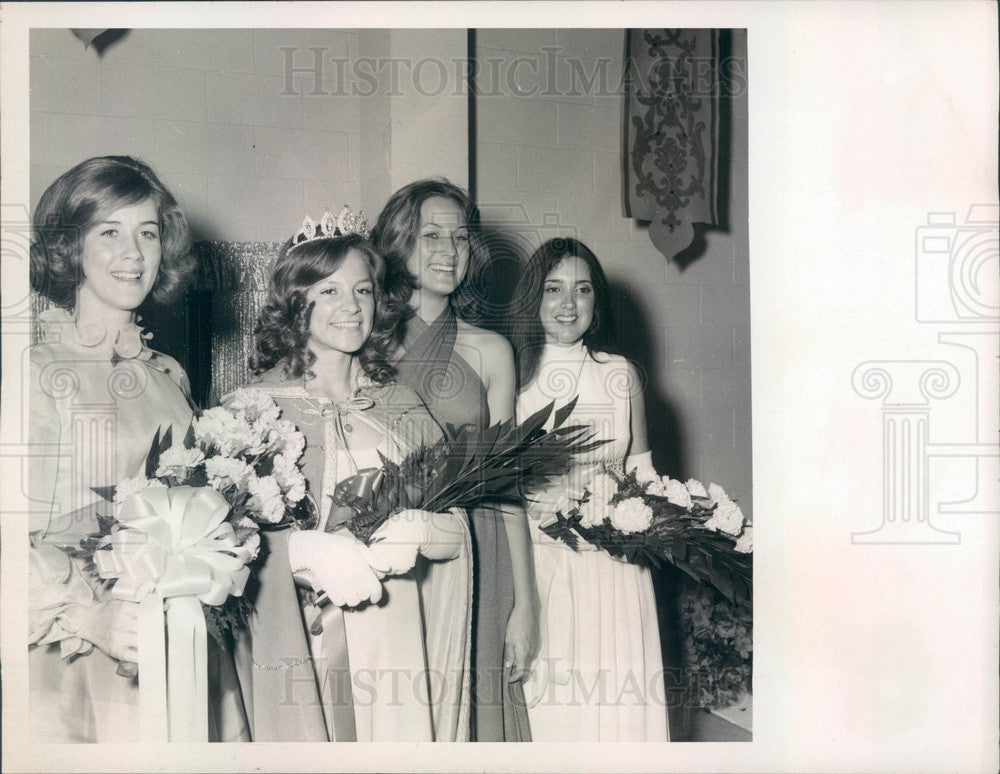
left=371, top=180, right=537, bottom=742
left=510, top=238, right=670, bottom=741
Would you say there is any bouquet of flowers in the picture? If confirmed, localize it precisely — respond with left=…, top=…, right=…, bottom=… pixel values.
left=79, top=388, right=313, bottom=644
left=538, top=467, right=752, bottom=605
left=334, top=397, right=607, bottom=543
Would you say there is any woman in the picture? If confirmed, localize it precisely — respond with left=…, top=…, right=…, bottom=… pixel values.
left=510, top=237, right=669, bottom=741
left=235, top=219, right=472, bottom=742
left=27, top=156, right=248, bottom=741
left=371, top=180, right=537, bottom=742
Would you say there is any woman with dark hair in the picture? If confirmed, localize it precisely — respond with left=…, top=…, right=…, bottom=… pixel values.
left=234, top=216, right=473, bottom=742
left=511, top=237, right=669, bottom=741
left=371, top=179, right=537, bottom=742
left=27, top=156, right=229, bottom=741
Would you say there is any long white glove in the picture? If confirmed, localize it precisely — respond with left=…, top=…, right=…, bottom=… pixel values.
left=368, top=508, right=465, bottom=575
left=288, top=530, right=389, bottom=608
left=78, top=597, right=139, bottom=663
left=625, top=450, right=658, bottom=484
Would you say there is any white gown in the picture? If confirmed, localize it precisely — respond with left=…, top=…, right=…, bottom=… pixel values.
left=517, top=342, right=669, bottom=741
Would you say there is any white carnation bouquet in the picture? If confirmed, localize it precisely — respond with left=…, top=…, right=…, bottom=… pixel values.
left=81, top=388, right=313, bottom=651
left=538, top=467, right=752, bottom=605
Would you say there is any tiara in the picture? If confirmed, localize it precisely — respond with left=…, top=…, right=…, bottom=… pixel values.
left=290, top=205, right=369, bottom=247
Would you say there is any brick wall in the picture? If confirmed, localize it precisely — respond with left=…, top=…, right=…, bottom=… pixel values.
left=475, top=29, right=752, bottom=516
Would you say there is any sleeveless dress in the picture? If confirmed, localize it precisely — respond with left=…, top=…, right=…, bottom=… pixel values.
left=27, top=308, right=247, bottom=742
left=232, top=371, right=473, bottom=742
left=395, top=306, right=530, bottom=742
left=516, top=342, right=669, bottom=741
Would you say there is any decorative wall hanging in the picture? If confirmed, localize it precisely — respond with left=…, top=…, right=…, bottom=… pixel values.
left=70, top=29, right=129, bottom=54
left=624, top=29, right=723, bottom=265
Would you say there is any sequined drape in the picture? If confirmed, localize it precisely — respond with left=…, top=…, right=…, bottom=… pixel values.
left=192, top=241, right=281, bottom=404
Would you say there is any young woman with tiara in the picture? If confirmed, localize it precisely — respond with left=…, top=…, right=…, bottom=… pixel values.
left=28, top=156, right=245, bottom=742
left=233, top=213, right=473, bottom=742
left=510, top=237, right=670, bottom=741
left=371, top=180, right=537, bottom=742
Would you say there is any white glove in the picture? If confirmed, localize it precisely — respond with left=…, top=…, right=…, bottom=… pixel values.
left=420, top=507, right=466, bottom=561
left=78, top=597, right=139, bottom=663
left=368, top=508, right=466, bottom=572
left=625, top=450, right=657, bottom=484
left=367, top=509, right=430, bottom=576
left=288, top=530, right=389, bottom=608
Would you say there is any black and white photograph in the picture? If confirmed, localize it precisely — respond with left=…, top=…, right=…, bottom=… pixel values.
left=0, top=2, right=996, bottom=773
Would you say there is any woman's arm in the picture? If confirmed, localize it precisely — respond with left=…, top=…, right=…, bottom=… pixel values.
left=626, top=361, right=650, bottom=458
left=482, top=333, right=539, bottom=683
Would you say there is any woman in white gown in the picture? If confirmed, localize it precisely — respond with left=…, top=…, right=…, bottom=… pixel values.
left=510, top=237, right=670, bottom=741
left=233, top=218, right=473, bottom=742
left=27, top=156, right=245, bottom=742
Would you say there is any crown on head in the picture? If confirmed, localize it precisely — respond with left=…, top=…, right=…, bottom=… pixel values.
left=290, top=204, right=369, bottom=248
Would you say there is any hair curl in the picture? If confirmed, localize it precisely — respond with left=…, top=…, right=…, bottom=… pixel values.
left=508, top=237, right=620, bottom=391
left=369, top=178, right=488, bottom=340
left=250, top=233, right=402, bottom=385
left=30, top=156, right=194, bottom=310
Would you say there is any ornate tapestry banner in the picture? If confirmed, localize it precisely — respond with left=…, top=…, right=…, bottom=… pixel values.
left=625, top=29, right=722, bottom=261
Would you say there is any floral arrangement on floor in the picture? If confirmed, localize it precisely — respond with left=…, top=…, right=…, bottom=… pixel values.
left=77, top=389, right=313, bottom=652
left=334, top=397, right=607, bottom=543
left=538, top=467, right=752, bottom=605
left=679, top=580, right=752, bottom=710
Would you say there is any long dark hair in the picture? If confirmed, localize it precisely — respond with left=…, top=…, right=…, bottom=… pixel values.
left=369, top=178, right=488, bottom=338
left=509, top=237, right=619, bottom=391
left=31, top=155, right=193, bottom=309
left=250, top=233, right=401, bottom=384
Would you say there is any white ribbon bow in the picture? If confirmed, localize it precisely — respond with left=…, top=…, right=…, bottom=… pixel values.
left=96, top=485, right=253, bottom=604
left=94, top=485, right=254, bottom=742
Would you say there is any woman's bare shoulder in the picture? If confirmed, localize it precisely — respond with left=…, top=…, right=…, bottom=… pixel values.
left=455, top=320, right=512, bottom=358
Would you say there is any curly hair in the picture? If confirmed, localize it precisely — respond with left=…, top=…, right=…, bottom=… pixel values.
left=508, top=237, right=620, bottom=391
left=369, top=178, right=488, bottom=338
left=251, top=233, right=402, bottom=385
left=30, top=156, right=194, bottom=310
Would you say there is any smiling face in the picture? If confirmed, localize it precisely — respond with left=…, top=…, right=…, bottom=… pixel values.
left=77, top=198, right=162, bottom=313
left=406, top=195, right=470, bottom=299
left=305, top=248, right=376, bottom=357
left=539, top=255, right=595, bottom=346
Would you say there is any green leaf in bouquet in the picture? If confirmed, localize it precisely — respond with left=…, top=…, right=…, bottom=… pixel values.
left=551, top=395, right=579, bottom=429
left=472, top=420, right=505, bottom=461
left=539, top=511, right=581, bottom=550
left=186, top=465, right=209, bottom=488
left=159, top=425, right=174, bottom=454
left=90, top=485, right=117, bottom=503
left=144, top=427, right=163, bottom=479
left=183, top=421, right=196, bottom=450
left=509, top=401, right=556, bottom=446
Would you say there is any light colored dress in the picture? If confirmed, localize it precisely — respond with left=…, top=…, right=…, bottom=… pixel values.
left=233, top=370, right=473, bottom=742
left=516, top=341, right=669, bottom=741
left=27, top=308, right=247, bottom=742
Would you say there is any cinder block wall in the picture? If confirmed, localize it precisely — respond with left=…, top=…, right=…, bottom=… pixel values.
left=475, top=29, right=752, bottom=516
left=29, top=28, right=381, bottom=242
